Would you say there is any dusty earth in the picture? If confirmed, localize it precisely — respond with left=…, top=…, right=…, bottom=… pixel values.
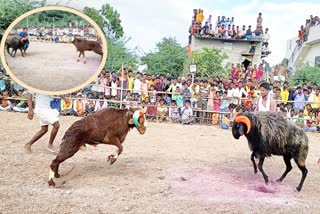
left=5, top=42, right=102, bottom=92
left=1, top=111, right=320, bottom=214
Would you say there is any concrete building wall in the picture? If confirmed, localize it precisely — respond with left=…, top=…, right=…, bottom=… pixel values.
left=302, top=42, right=320, bottom=66
left=191, top=36, right=263, bottom=66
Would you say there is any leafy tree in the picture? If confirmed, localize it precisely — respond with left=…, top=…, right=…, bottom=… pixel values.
left=84, top=3, right=123, bottom=39
left=0, top=0, right=37, bottom=40
left=141, top=37, right=187, bottom=77
left=106, top=37, right=138, bottom=72
left=291, top=65, right=320, bottom=86
left=187, top=47, right=229, bottom=78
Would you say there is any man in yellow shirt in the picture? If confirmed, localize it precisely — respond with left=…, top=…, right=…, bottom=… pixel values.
left=312, top=89, right=319, bottom=109
left=280, top=82, right=289, bottom=102
left=128, top=69, right=134, bottom=91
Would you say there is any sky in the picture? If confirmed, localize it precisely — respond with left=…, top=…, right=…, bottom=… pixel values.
left=46, top=0, right=320, bottom=65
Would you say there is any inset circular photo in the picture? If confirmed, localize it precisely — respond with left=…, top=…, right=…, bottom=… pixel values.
left=0, top=6, right=107, bottom=95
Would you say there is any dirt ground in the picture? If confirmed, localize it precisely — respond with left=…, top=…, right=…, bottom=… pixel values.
left=5, top=42, right=102, bottom=92
left=1, top=111, right=320, bottom=214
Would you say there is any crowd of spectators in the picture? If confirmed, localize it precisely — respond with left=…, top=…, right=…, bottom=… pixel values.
left=188, top=9, right=271, bottom=56
left=296, top=15, right=320, bottom=47
left=1, top=63, right=320, bottom=132
left=11, top=25, right=98, bottom=43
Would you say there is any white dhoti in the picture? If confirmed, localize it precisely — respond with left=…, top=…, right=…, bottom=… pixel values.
left=35, top=108, right=59, bottom=126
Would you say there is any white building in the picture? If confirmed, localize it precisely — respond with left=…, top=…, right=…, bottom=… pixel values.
left=191, top=35, right=265, bottom=68
left=286, top=24, right=320, bottom=68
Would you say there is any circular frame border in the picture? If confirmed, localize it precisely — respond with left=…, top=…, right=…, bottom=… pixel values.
left=0, top=6, right=108, bottom=95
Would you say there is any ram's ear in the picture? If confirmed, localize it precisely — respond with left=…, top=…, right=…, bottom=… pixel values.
left=128, top=118, right=134, bottom=125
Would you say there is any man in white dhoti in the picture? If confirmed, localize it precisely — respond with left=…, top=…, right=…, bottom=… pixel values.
left=24, top=92, right=60, bottom=154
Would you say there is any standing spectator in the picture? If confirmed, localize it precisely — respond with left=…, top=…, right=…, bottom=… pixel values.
left=262, top=28, right=270, bottom=47
left=280, top=82, right=289, bottom=102
left=190, top=80, right=200, bottom=108
left=50, top=97, right=61, bottom=112
left=172, top=87, right=184, bottom=108
left=199, top=80, right=210, bottom=122
left=127, top=69, right=134, bottom=91
left=293, top=87, right=305, bottom=111
left=206, top=14, right=212, bottom=25
left=153, top=77, right=162, bottom=92
left=181, top=82, right=191, bottom=102
left=257, top=13, right=263, bottom=28
left=255, top=82, right=276, bottom=112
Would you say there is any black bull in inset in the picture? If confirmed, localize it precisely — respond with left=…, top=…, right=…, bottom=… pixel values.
left=5, top=36, right=29, bottom=57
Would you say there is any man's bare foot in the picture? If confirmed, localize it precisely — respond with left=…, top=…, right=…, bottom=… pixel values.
left=24, top=144, right=32, bottom=154
left=47, top=144, right=57, bottom=153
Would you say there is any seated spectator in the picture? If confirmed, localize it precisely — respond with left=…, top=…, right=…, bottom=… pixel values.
left=238, top=25, right=246, bottom=39
left=178, top=100, right=194, bottom=124
left=218, top=25, right=227, bottom=39
left=201, top=22, right=209, bottom=35
left=12, top=91, right=28, bottom=113
left=169, top=100, right=180, bottom=122
left=85, top=93, right=96, bottom=115
left=145, top=97, right=157, bottom=121
left=274, top=88, right=282, bottom=101
left=61, top=96, right=74, bottom=116
left=304, top=111, right=318, bottom=132
left=157, top=98, right=168, bottom=122
left=208, top=24, right=215, bottom=37
left=50, top=97, right=61, bottom=112
left=94, top=99, right=108, bottom=112
left=221, top=114, right=231, bottom=129
left=262, top=43, right=271, bottom=55
left=73, top=93, right=86, bottom=117
left=0, top=91, right=12, bottom=111
left=226, top=25, right=233, bottom=39
left=252, top=26, right=262, bottom=40
left=246, top=25, right=252, bottom=40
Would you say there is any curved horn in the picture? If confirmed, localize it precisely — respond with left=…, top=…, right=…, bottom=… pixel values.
left=235, top=116, right=251, bottom=134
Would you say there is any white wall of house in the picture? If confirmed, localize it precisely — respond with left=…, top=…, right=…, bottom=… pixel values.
left=285, top=37, right=297, bottom=59
left=302, top=42, right=320, bottom=66
left=191, top=36, right=263, bottom=66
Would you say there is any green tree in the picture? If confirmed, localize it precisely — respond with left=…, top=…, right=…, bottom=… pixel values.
left=188, top=47, right=229, bottom=78
left=0, top=0, right=35, bottom=40
left=84, top=3, right=124, bottom=39
left=141, top=37, right=187, bottom=77
left=106, top=38, right=138, bottom=72
left=291, top=65, right=320, bottom=86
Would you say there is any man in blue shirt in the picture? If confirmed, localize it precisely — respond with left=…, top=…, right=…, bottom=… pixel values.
left=18, top=28, right=29, bottom=50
